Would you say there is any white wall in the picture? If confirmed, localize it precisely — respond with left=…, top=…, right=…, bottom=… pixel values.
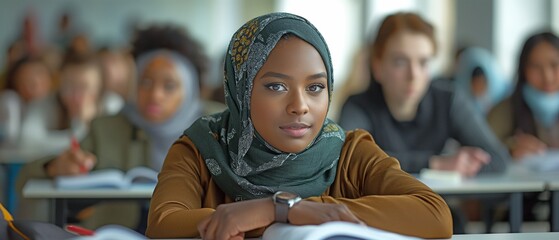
left=1, top=0, right=555, bottom=84
left=276, top=0, right=363, bottom=89
left=455, top=0, right=493, bottom=51
left=553, top=0, right=559, bottom=34
left=0, top=0, right=275, bottom=69
left=494, top=0, right=551, bottom=80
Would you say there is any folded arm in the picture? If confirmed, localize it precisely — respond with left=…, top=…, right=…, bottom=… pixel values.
left=305, top=131, right=453, bottom=238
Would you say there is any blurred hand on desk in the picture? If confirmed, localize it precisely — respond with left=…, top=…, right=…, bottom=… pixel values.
left=45, top=147, right=96, bottom=177
left=429, top=147, right=490, bottom=177
left=510, top=132, right=547, bottom=160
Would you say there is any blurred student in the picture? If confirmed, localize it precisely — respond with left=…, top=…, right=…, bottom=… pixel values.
left=454, top=47, right=510, bottom=114
left=146, top=12, right=451, bottom=239
left=16, top=54, right=104, bottom=155
left=96, top=48, right=136, bottom=115
left=53, top=11, right=77, bottom=50
left=130, top=25, right=226, bottom=115
left=338, top=13, right=512, bottom=234
left=16, top=24, right=224, bottom=231
left=0, top=40, right=27, bottom=89
left=339, top=12, right=509, bottom=177
left=488, top=32, right=559, bottom=159
left=0, top=56, right=53, bottom=146
left=488, top=31, right=559, bottom=222
left=97, top=48, right=135, bottom=100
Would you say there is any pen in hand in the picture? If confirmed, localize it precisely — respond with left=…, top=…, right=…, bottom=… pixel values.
left=71, top=135, right=88, bottom=174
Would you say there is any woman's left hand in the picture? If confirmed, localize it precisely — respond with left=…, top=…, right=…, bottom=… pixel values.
left=197, top=197, right=274, bottom=240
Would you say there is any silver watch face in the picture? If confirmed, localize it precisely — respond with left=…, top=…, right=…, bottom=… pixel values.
left=276, top=191, right=299, bottom=201
left=274, top=191, right=301, bottom=207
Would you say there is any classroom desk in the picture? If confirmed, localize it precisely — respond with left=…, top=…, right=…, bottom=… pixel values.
left=183, top=231, right=559, bottom=240
left=0, top=148, right=47, bottom=212
left=420, top=174, right=546, bottom=233
left=22, top=171, right=553, bottom=232
left=450, top=232, right=559, bottom=240
left=22, top=179, right=155, bottom=227
left=507, top=164, right=559, bottom=232
left=549, top=180, right=559, bottom=232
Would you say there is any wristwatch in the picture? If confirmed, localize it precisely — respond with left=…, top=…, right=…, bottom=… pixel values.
left=272, top=191, right=302, bottom=223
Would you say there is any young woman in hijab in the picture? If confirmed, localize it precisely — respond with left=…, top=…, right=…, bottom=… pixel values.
left=146, top=12, right=452, bottom=239
left=339, top=12, right=509, bottom=177
left=488, top=32, right=559, bottom=160
left=16, top=27, right=217, bottom=230
left=454, top=47, right=511, bottom=115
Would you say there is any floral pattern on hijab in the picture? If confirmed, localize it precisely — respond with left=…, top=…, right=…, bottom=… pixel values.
left=183, top=12, right=345, bottom=201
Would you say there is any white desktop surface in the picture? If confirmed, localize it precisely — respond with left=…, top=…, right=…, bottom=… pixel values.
left=450, top=232, right=559, bottom=240
left=420, top=174, right=545, bottom=194
left=23, top=179, right=155, bottom=198
left=156, top=232, right=559, bottom=240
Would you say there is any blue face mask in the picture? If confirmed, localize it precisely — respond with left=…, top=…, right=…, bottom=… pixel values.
left=523, top=84, right=559, bottom=128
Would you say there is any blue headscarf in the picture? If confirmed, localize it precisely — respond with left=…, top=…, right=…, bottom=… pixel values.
left=454, top=47, right=511, bottom=114
left=123, top=50, right=202, bottom=170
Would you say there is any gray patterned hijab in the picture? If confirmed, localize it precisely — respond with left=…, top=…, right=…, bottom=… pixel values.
left=184, top=12, right=345, bottom=201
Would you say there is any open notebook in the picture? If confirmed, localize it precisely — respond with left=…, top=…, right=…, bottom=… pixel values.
left=55, top=166, right=158, bottom=189
left=521, top=150, right=559, bottom=172
left=262, top=222, right=420, bottom=240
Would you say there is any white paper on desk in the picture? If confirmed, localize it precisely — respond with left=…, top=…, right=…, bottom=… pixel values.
left=418, top=169, right=463, bottom=184
left=521, top=150, right=559, bottom=172
left=70, top=224, right=146, bottom=240
left=263, top=221, right=420, bottom=240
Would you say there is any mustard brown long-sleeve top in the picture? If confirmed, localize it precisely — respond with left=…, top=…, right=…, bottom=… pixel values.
left=146, top=129, right=452, bottom=238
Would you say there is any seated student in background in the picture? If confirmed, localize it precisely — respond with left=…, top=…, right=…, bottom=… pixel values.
left=0, top=56, right=53, bottom=146
left=14, top=54, right=105, bottom=222
left=488, top=32, right=559, bottom=222
left=17, top=54, right=104, bottom=155
left=146, top=12, right=452, bottom=239
left=488, top=32, right=559, bottom=160
left=454, top=47, right=511, bottom=115
left=97, top=47, right=136, bottom=114
left=130, top=25, right=226, bottom=115
left=16, top=25, right=222, bottom=231
left=338, top=12, right=509, bottom=177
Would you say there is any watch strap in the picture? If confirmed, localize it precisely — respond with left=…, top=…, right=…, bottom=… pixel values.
left=274, top=200, right=289, bottom=223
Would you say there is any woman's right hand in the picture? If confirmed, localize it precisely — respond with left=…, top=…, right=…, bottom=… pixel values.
left=429, top=147, right=490, bottom=177
left=511, top=133, right=547, bottom=160
left=288, top=201, right=363, bottom=226
left=46, top=149, right=96, bottom=177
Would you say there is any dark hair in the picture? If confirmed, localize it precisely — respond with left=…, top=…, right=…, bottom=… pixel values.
left=60, top=52, right=100, bottom=73
left=512, top=32, right=559, bottom=134
left=130, top=24, right=209, bottom=89
left=472, top=66, right=485, bottom=79
left=371, top=12, right=437, bottom=59
left=5, top=55, right=50, bottom=91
